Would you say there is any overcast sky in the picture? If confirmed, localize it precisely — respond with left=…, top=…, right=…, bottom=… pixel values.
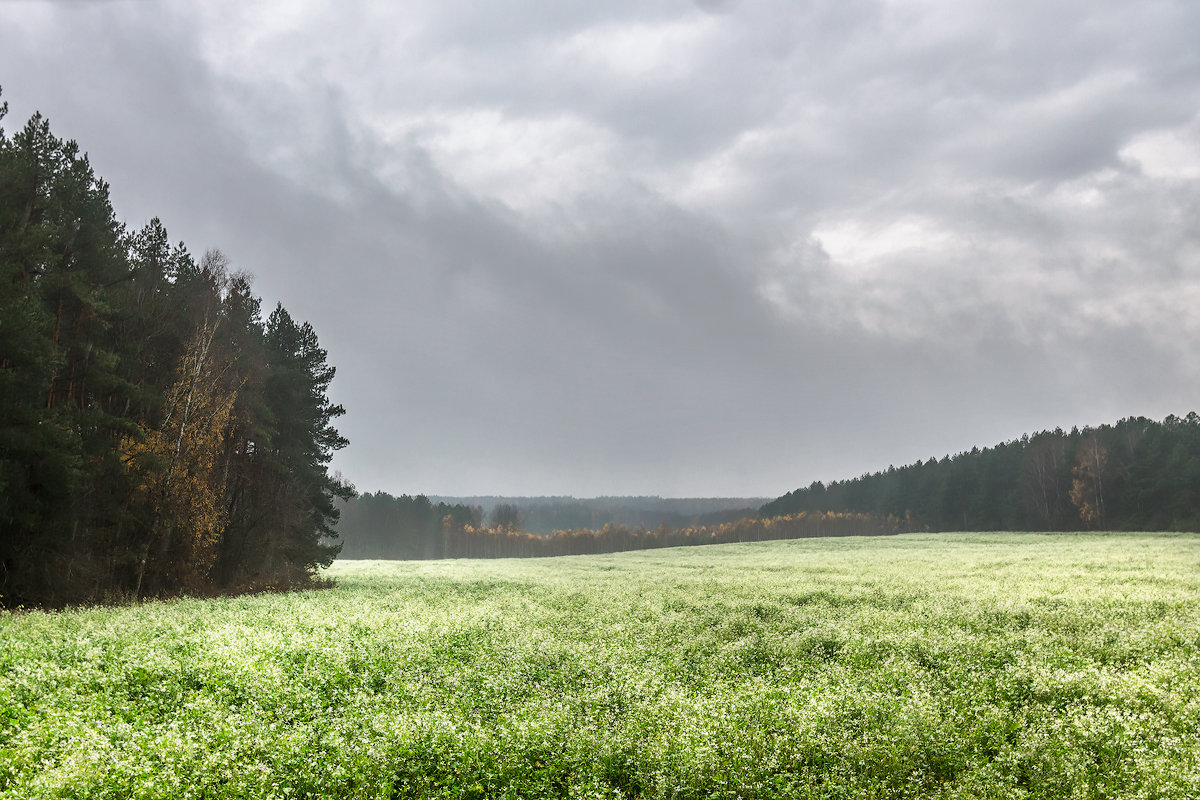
left=2, top=0, right=1199, bottom=497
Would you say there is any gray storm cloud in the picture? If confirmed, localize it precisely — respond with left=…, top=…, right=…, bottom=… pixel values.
left=2, top=0, right=1198, bottom=496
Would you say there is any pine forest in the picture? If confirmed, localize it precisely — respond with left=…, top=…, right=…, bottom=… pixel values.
left=0, top=97, right=352, bottom=608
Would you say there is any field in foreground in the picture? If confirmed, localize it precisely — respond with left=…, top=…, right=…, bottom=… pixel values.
left=2, top=533, right=1199, bottom=799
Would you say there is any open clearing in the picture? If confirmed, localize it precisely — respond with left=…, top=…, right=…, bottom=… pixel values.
left=2, top=532, right=1199, bottom=799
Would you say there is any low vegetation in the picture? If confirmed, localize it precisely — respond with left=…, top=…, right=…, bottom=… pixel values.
left=3, top=532, right=1198, bottom=798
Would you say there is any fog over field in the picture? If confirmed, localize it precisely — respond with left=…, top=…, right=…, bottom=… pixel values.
left=2, top=0, right=1198, bottom=496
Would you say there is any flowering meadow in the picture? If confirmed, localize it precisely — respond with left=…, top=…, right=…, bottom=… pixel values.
left=2, top=532, right=1198, bottom=799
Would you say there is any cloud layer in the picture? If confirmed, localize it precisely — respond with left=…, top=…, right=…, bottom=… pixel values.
left=3, top=0, right=1198, bottom=496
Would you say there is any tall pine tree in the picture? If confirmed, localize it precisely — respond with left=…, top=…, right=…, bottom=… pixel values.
left=1, top=95, right=353, bottom=606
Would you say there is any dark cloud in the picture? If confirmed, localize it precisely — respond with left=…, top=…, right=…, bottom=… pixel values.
left=2, top=0, right=1198, bottom=496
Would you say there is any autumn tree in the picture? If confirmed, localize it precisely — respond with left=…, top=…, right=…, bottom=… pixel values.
left=1, top=100, right=352, bottom=606
left=490, top=503, right=522, bottom=531
left=122, top=252, right=244, bottom=595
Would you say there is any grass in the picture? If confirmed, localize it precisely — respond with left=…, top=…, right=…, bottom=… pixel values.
left=2, top=532, right=1199, bottom=798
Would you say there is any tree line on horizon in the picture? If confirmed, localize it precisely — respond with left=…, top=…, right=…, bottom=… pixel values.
left=762, top=414, right=1200, bottom=532
left=336, top=492, right=482, bottom=560
left=337, top=493, right=763, bottom=544
left=485, top=497, right=761, bottom=535
left=328, top=415, right=1200, bottom=562
left=336, top=414, right=1200, bottom=563
left=337, top=501, right=900, bottom=560
left=0, top=96, right=351, bottom=607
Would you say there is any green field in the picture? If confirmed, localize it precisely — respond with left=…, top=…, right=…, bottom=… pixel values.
left=2, top=533, right=1199, bottom=799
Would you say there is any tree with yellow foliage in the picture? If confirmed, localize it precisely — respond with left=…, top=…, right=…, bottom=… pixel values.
left=123, top=253, right=242, bottom=595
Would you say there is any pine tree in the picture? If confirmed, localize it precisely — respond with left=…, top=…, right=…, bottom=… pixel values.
left=0, top=99, right=137, bottom=604
left=218, top=304, right=350, bottom=586
left=2, top=99, right=353, bottom=605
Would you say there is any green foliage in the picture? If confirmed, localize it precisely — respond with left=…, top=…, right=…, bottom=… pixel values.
left=2, top=533, right=1198, bottom=798
left=763, top=415, right=1200, bottom=532
left=0, top=99, right=349, bottom=606
left=0, top=100, right=134, bottom=602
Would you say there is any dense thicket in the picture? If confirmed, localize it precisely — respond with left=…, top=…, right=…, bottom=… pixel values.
left=762, top=414, right=1200, bottom=531
left=0, top=96, right=351, bottom=607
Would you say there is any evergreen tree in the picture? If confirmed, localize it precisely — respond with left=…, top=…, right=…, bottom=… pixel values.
left=1, top=99, right=353, bottom=606
left=764, top=415, right=1200, bottom=533
left=239, top=305, right=351, bottom=583
left=0, top=99, right=137, bottom=604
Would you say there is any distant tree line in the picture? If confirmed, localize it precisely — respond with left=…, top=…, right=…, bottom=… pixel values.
left=438, top=512, right=899, bottom=558
left=336, top=497, right=899, bottom=560
left=335, top=492, right=481, bottom=559
left=335, top=494, right=781, bottom=557
left=761, top=415, right=1200, bottom=532
left=0, top=96, right=351, bottom=607
left=426, top=495, right=765, bottom=535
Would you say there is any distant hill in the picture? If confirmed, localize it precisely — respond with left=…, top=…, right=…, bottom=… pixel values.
left=762, top=413, right=1200, bottom=532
